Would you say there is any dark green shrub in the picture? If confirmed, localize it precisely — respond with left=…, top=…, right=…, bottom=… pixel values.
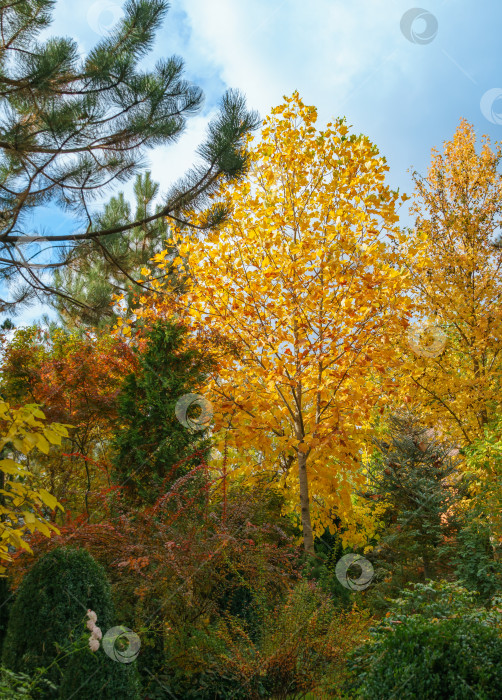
left=454, top=514, right=502, bottom=601
left=58, top=635, right=141, bottom=700
left=2, top=547, right=132, bottom=697
left=348, top=581, right=502, bottom=699
left=349, top=617, right=502, bottom=699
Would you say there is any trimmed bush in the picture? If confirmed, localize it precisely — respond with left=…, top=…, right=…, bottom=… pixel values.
left=348, top=581, right=502, bottom=699
left=2, top=547, right=138, bottom=698
left=349, top=617, right=502, bottom=699
left=58, top=637, right=141, bottom=700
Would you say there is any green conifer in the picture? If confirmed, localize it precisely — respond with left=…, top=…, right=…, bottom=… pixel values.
left=112, top=319, right=214, bottom=504
left=363, top=411, right=469, bottom=592
left=0, top=1, right=259, bottom=315
left=53, top=172, right=181, bottom=328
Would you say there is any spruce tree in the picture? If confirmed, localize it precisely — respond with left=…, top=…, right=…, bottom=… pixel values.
left=363, top=411, right=469, bottom=592
left=0, top=0, right=259, bottom=315
left=112, top=319, right=214, bottom=504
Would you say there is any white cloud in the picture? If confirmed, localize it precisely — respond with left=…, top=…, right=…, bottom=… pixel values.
left=178, top=0, right=408, bottom=120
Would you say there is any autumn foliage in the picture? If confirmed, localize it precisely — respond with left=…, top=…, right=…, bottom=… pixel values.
left=0, top=327, right=137, bottom=517
left=141, top=93, right=412, bottom=552
left=0, top=402, right=68, bottom=573
left=397, top=119, right=502, bottom=447
left=2, top=94, right=502, bottom=698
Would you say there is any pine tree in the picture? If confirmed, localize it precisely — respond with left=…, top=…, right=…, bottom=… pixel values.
left=53, top=172, right=181, bottom=328
left=112, top=319, right=214, bottom=504
left=0, top=0, right=259, bottom=315
left=363, top=411, right=469, bottom=592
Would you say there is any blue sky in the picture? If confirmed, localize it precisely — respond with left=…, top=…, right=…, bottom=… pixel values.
left=9, top=0, right=502, bottom=324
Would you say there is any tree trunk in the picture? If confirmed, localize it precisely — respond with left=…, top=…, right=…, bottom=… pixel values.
left=297, top=450, right=315, bottom=555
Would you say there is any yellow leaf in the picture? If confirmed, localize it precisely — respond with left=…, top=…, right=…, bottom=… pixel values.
left=38, top=488, right=63, bottom=512
left=35, top=434, right=50, bottom=455
left=0, top=458, right=24, bottom=475
left=43, top=428, right=62, bottom=446
left=34, top=521, right=51, bottom=537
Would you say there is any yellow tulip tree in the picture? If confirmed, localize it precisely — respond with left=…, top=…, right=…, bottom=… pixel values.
left=143, top=94, right=412, bottom=553
left=0, top=401, right=67, bottom=573
left=397, top=119, right=502, bottom=449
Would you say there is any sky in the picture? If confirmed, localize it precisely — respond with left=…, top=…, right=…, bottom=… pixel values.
left=8, top=0, right=502, bottom=325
